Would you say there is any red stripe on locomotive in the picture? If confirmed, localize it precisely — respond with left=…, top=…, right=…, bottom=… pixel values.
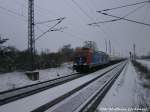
left=86, top=49, right=92, bottom=64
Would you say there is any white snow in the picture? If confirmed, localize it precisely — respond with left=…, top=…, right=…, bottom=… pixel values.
left=0, top=72, right=35, bottom=92
left=137, top=59, right=150, bottom=69
left=38, top=63, right=74, bottom=81
left=96, top=61, right=150, bottom=112
left=0, top=63, right=74, bottom=92
left=0, top=62, right=121, bottom=112
left=46, top=63, right=125, bottom=112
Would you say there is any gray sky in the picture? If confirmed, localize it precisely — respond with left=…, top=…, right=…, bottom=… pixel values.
left=0, top=0, right=150, bottom=56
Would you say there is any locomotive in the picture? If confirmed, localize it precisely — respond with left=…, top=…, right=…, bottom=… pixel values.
left=73, top=47, right=109, bottom=72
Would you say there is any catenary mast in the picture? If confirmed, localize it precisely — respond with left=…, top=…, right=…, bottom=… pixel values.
left=28, top=0, right=35, bottom=70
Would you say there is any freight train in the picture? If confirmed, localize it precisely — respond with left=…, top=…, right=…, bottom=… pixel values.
left=73, top=47, right=109, bottom=72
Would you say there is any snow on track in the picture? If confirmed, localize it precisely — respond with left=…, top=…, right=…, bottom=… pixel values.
left=96, top=61, right=150, bottom=112
left=45, top=63, right=125, bottom=112
left=137, top=59, right=150, bottom=69
left=0, top=62, right=121, bottom=112
left=0, top=63, right=73, bottom=92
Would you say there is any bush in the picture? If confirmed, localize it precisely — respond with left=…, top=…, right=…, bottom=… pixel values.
left=132, top=60, right=150, bottom=79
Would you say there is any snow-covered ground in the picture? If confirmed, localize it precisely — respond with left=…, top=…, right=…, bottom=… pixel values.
left=0, top=63, right=74, bottom=92
left=96, top=61, right=150, bottom=112
left=0, top=62, right=122, bottom=112
left=137, top=59, right=150, bottom=69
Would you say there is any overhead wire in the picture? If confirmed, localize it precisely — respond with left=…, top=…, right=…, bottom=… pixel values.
left=96, top=3, right=150, bottom=55
left=0, top=8, right=26, bottom=22
left=53, top=0, right=90, bottom=41
left=82, top=0, right=114, bottom=40
left=72, top=0, right=113, bottom=40
left=23, top=0, right=64, bottom=32
left=63, top=0, right=87, bottom=24
left=35, top=17, right=65, bottom=25
left=0, top=5, right=26, bottom=19
left=31, top=1, right=66, bottom=40
left=84, top=0, right=96, bottom=19
left=0, top=1, right=66, bottom=43
left=96, top=0, right=150, bottom=26
left=61, top=0, right=96, bottom=41
left=35, top=18, right=65, bottom=41
left=89, top=3, right=146, bottom=25
left=65, top=0, right=93, bottom=37
left=97, top=0, right=150, bottom=12
left=87, top=0, right=149, bottom=53
left=72, top=0, right=93, bottom=21
left=0, top=4, right=58, bottom=34
left=67, top=0, right=109, bottom=43
left=72, top=0, right=115, bottom=54
left=20, top=1, right=63, bottom=34
left=0, top=5, right=46, bottom=35
left=48, top=0, right=88, bottom=42
left=10, top=1, right=62, bottom=26
left=97, top=12, right=150, bottom=27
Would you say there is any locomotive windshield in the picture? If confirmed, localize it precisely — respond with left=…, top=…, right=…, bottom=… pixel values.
left=74, top=57, right=87, bottom=65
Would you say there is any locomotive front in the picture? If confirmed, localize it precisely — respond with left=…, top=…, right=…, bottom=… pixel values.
left=73, top=47, right=92, bottom=72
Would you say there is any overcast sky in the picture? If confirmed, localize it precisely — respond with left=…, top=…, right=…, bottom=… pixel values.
left=0, top=0, right=150, bottom=56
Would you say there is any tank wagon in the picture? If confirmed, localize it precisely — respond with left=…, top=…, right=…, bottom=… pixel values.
left=73, top=47, right=109, bottom=72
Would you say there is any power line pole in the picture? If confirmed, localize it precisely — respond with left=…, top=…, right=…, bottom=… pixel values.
left=109, top=40, right=111, bottom=55
left=28, top=0, right=35, bottom=70
left=105, top=39, right=107, bottom=53
left=133, top=43, right=136, bottom=60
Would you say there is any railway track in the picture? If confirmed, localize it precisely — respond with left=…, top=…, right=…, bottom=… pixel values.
left=0, top=72, right=84, bottom=105
left=0, top=61, right=127, bottom=112
left=33, top=61, right=127, bottom=112
left=0, top=61, right=124, bottom=106
left=78, top=62, right=126, bottom=112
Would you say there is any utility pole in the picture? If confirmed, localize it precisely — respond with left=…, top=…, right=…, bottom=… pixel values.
left=133, top=43, right=136, bottom=60
left=109, top=40, right=111, bottom=55
left=26, top=0, right=39, bottom=80
left=112, top=47, right=115, bottom=56
left=28, top=0, right=35, bottom=70
left=105, top=39, right=107, bottom=53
